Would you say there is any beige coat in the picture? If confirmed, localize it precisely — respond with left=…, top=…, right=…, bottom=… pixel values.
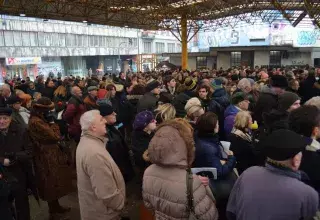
left=76, top=132, right=126, bottom=220
left=143, top=120, right=218, bottom=220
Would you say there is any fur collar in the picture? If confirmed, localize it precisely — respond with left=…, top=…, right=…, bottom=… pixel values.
left=306, top=139, right=320, bottom=152
left=231, top=128, right=252, bottom=142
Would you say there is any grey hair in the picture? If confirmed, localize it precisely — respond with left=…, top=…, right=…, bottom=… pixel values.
left=1, top=84, right=10, bottom=91
left=80, top=110, right=100, bottom=131
left=71, top=86, right=79, bottom=95
left=305, top=96, right=320, bottom=110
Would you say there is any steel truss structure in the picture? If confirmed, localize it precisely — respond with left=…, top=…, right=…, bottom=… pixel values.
left=0, top=0, right=318, bottom=30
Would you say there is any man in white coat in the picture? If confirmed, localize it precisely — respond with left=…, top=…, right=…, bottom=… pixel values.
left=76, top=110, right=126, bottom=220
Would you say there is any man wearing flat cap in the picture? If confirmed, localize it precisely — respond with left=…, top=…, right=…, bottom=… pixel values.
left=0, top=107, right=35, bottom=220
left=227, top=129, right=318, bottom=220
left=84, top=86, right=99, bottom=110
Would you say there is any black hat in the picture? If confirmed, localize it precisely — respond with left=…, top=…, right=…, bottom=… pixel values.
left=261, top=129, right=307, bottom=161
left=0, top=107, right=12, bottom=116
left=6, top=96, right=21, bottom=105
left=146, top=79, right=160, bottom=92
left=99, top=103, right=114, bottom=117
left=271, top=75, right=288, bottom=89
left=231, top=92, right=248, bottom=105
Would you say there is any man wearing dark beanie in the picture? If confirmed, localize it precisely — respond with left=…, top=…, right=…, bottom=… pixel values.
left=263, top=91, right=301, bottom=134
left=253, top=75, right=288, bottom=125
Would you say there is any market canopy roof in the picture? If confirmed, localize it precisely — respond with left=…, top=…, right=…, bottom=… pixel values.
left=0, top=0, right=319, bottom=30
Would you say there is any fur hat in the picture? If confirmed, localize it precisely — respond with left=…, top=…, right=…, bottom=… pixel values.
left=270, top=75, right=288, bottom=89
left=33, top=97, right=55, bottom=112
left=133, top=111, right=154, bottom=130
left=146, top=79, right=160, bottom=92
left=185, top=97, right=202, bottom=115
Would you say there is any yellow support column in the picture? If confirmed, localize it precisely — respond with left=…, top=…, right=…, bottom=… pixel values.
left=181, top=15, right=188, bottom=70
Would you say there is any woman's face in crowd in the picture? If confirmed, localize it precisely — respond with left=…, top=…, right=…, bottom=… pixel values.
left=198, top=88, right=208, bottom=99
left=110, top=87, right=116, bottom=97
left=291, top=80, right=300, bottom=91
left=168, top=79, right=176, bottom=88
left=29, top=83, right=35, bottom=89
left=48, top=80, right=55, bottom=88
left=214, top=121, right=219, bottom=134
left=145, top=119, right=157, bottom=131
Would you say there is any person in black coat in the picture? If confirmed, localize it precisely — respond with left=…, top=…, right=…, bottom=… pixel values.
left=229, top=111, right=256, bottom=175
left=131, top=111, right=156, bottom=170
left=99, top=104, right=135, bottom=183
left=39, top=79, right=56, bottom=100
left=253, top=75, right=288, bottom=125
left=137, top=79, right=160, bottom=113
left=289, top=105, right=320, bottom=194
left=0, top=107, right=36, bottom=220
left=0, top=163, right=13, bottom=220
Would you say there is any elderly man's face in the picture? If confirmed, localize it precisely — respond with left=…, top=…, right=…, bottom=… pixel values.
left=92, top=114, right=107, bottom=136
left=0, top=115, right=11, bottom=130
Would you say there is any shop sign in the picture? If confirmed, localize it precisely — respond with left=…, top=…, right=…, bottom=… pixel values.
left=5, top=57, right=42, bottom=65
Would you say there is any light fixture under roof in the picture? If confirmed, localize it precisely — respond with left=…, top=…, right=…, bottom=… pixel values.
left=19, top=13, right=26, bottom=17
left=124, top=25, right=128, bottom=27
left=83, top=20, right=87, bottom=23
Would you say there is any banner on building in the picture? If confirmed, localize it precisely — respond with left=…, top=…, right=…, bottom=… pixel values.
left=5, top=57, right=42, bottom=65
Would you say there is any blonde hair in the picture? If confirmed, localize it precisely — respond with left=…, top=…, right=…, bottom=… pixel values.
left=305, top=96, right=320, bottom=109
left=155, top=103, right=176, bottom=123
left=234, top=111, right=252, bottom=130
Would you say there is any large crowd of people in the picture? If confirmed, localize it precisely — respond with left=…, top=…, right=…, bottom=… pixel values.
left=1, top=66, right=320, bottom=220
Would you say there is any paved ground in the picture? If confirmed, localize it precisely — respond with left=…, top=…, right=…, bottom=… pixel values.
left=30, top=173, right=142, bottom=220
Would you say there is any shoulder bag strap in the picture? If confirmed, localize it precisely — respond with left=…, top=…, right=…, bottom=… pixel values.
left=186, top=168, right=195, bottom=213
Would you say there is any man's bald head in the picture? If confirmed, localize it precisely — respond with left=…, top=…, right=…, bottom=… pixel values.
left=1, top=84, right=11, bottom=98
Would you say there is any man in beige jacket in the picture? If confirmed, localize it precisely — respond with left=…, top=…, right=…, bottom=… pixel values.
left=76, top=110, right=126, bottom=220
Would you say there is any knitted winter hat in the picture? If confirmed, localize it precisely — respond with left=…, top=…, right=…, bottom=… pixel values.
left=278, top=92, right=300, bottom=112
left=133, top=110, right=155, bottom=130
left=184, top=77, right=197, bottom=91
left=184, top=97, right=202, bottom=115
left=211, top=78, right=223, bottom=89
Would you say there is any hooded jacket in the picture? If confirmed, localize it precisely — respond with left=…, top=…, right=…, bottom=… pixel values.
left=224, top=105, right=240, bottom=137
left=253, top=85, right=278, bottom=124
left=143, top=119, right=218, bottom=220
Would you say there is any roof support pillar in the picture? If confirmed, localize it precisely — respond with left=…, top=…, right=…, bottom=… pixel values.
left=181, top=14, right=188, bottom=70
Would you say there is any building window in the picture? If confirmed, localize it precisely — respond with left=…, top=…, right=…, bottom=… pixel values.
left=143, top=41, right=152, bottom=54
left=269, top=51, right=281, bottom=66
left=196, top=57, right=207, bottom=69
left=156, top=42, right=165, bottom=54
left=231, top=52, right=241, bottom=67
left=177, top=43, right=182, bottom=52
left=167, top=43, right=175, bottom=53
